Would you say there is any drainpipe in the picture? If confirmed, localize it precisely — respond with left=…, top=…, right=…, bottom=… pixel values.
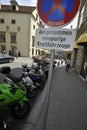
left=28, top=15, right=31, bottom=57
left=77, top=9, right=81, bottom=30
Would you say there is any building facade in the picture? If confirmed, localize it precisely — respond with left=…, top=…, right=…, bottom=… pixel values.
left=72, top=0, right=87, bottom=79
left=0, top=0, right=44, bottom=57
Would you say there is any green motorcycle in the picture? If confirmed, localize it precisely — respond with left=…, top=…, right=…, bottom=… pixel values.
left=0, top=82, right=30, bottom=119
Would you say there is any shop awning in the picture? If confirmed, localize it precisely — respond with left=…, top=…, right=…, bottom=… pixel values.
left=73, top=42, right=78, bottom=49
left=77, top=33, right=87, bottom=45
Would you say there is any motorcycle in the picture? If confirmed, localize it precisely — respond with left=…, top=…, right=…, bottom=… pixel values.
left=22, top=71, right=37, bottom=98
left=0, top=67, right=30, bottom=119
left=22, top=64, right=46, bottom=89
left=1, top=66, right=37, bottom=98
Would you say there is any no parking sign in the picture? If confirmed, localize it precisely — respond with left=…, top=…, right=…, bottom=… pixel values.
left=37, top=0, right=80, bottom=27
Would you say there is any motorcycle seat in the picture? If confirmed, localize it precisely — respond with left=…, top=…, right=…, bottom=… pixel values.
left=7, top=73, right=22, bottom=83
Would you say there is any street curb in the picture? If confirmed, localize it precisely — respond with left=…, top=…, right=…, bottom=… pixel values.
left=22, top=84, right=47, bottom=130
left=79, top=74, right=87, bottom=82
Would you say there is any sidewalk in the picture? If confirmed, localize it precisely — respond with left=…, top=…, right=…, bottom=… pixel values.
left=35, top=66, right=87, bottom=130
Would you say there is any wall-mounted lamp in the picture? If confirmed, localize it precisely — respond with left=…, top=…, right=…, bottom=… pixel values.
left=17, top=26, right=20, bottom=32
left=6, top=25, right=9, bottom=31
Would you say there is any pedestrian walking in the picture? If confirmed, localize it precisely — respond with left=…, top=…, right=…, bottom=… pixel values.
left=65, top=57, right=71, bottom=72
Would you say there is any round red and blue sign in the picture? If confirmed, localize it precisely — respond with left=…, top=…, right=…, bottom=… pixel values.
left=37, top=0, right=80, bottom=27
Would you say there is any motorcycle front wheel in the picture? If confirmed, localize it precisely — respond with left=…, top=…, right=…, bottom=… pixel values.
left=38, top=81, right=45, bottom=89
left=27, top=88, right=37, bottom=98
left=11, top=102, right=30, bottom=119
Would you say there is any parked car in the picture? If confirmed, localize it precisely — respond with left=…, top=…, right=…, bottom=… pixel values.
left=32, top=55, right=41, bottom=63
left=0, top=54, right=15, bottom=63
left=32, top=55, right=49, bottom=63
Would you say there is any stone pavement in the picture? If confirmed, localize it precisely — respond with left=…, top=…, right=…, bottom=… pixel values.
left=0, top=57, right=33, bottom=69
left=34, top=66, right=87, bottom=130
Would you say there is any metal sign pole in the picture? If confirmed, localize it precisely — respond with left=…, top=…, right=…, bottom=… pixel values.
left=42, top=50, right=55, bottom=130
